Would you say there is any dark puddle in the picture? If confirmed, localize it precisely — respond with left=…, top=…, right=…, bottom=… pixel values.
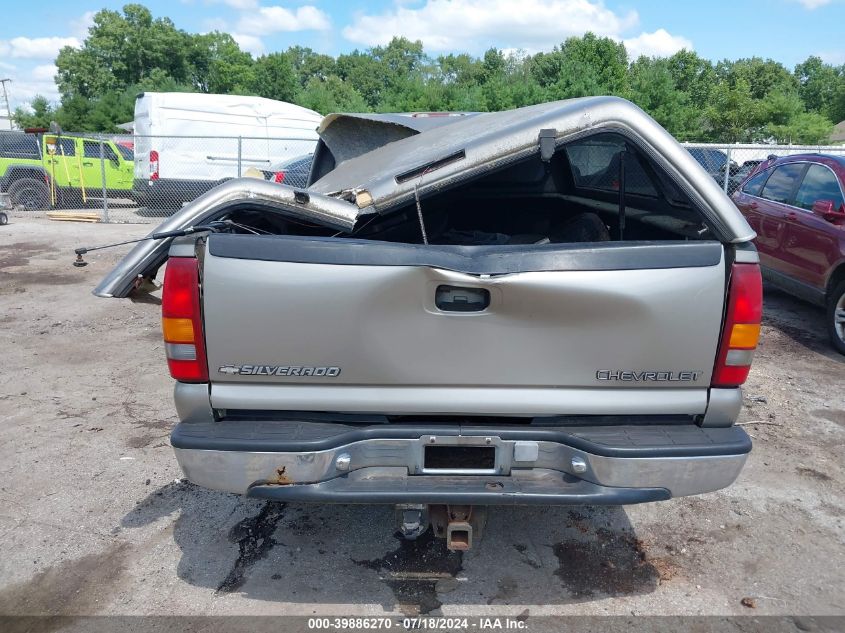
left=0, top=241, right=52, bottom=269
left=217, top=501, right=287, bottom=593
left=354, top=529, right=463, bottom=615
left=553, top=527, right=661, bottom=598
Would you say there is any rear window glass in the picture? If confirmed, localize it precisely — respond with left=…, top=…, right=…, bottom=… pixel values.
left=565, top=134, right=657, bottom=197
left=116, top=144, right=134, bottom=161
left=46, top=137, right=75, bottom=156
left=760, top=164, right=805, bottom=204
left=83, top=140, right=118, bottom=161
left=794, top=164, right=844, bottom=211
left=688, top=148, right=727, bottom=173
left=741, top=169, right=769, bottom=196
left=0, top=133, right=40, bottom=158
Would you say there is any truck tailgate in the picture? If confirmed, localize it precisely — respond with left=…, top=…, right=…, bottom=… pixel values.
left=202, top=234, right=726, bottom=417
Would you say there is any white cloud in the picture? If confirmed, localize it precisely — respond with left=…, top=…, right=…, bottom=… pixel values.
left=793, top=0, right=831, bottom=8
left=71, top=11, right=96, bottom=40
left=0, top=36, right=80, bottom=60
left=219, top=0, right=259, bottom=8
left=236, top=5, right=331, bottom=36
left=2, top=68, right=61, bottom=110
left=31, top=64, right=58, bottom=81
left=201, top=0, right=259, bottom=8
left=231, top=33, right=265, bottom=55
left=342, top=0, right=640, bottom=52
left=623, top=29, right=692, bottom=59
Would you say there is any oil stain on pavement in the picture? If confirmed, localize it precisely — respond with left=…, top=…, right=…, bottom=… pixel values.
left=354, top=529, right=463, bottom=615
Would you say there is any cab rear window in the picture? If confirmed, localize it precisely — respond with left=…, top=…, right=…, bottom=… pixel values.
left=0, top=133, right=39, bottom=158
left=565, top=134, right=658, bottom=197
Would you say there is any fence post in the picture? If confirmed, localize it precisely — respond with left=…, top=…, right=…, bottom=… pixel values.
left=99, top=139, right=110, bottom=223
left=723, top=146, right=732, bottom=195
left=237, top=136, right=242, bottom=177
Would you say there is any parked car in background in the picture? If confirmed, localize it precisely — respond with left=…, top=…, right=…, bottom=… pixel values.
left=261, top=153, right=313, bottom=188
left=725, top=159, right=769, bottom=193
left=0, top=131, right=134, bottom=209
left=133, top=92, right=320, bottom=210
left=732, top=154, right=845, bottom=353
left=687, top=147, right=739, bottom=183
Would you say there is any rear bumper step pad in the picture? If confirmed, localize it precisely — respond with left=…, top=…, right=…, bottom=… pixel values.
left=171, top=421, right=751, bottom=459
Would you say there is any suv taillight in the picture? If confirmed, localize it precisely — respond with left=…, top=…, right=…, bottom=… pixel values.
left=149, top=150, right=159, bottom=181
left=712, top=262, right=762, bottom=387
left=162, top=257, right=208, bottom=382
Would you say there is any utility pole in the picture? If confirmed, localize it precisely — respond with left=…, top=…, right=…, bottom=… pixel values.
left=0, top=79, right=12, bottom=130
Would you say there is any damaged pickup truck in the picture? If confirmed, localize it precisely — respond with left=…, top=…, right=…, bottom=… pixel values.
left=96, top=97, right=760, bottom=550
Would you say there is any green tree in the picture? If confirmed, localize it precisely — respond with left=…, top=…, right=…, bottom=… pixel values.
left=629, top=57, right=687, bottom=136
left=297, top=76, right=368, bottom=114
left=12, top=95, right=56, bottom=129
left=252, top=53, right=298, bottom=102
left=193, top=32, right=255, bottom=94
left=831, top=82, right=845, bottom=125
left=56, top=4, right=192, bottom=99
left=767, top=111, right=833, bottom=144
left=285, top=46, right=336, bottom=88
left=667, top=50, right=714, bottom=105
left=795, top=56, right=844, bottom=119
left=704, top=77, right=761, bottom=142
left=532, top=33, right=628, bottom=100
left=717, top=57, right=797, bottom=100
left=335, top=50, right=385, bottom=109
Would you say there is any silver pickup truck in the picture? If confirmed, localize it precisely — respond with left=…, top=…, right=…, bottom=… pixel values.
left=96, top=97, right=761, bottom=550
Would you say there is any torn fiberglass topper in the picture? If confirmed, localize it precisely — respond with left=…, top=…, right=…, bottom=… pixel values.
left=94, top=96, right=754, bottom=298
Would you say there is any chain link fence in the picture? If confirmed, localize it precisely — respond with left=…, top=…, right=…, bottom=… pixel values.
left=683, top=143, right=845, bottom=198
left=1, top=133, right=843, bottom=224
left=0, top=132, right=316, bottom=223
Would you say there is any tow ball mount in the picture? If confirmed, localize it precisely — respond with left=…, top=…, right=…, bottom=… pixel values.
left=444, top=505, right=474, bottom=551
left=395, top=504, right=488, bottom=551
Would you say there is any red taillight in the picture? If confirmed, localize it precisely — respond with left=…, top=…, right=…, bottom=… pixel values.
left=712, top=262, right=762, bottom=387
left=273, top=171, right=286, bottom=183
left=162, top=257, right=208, bottom=382
left=149, top=150, right=159, bottom=181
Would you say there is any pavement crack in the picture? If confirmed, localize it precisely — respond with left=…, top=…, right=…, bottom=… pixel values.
left=216, top=501, right=286, bottom=594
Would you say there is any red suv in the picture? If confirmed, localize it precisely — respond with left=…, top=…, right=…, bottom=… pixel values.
left=732, top=154, right=845, bottom=354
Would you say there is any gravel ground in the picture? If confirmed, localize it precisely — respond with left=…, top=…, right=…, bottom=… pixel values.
left=0, top=217, right=843, bottom=624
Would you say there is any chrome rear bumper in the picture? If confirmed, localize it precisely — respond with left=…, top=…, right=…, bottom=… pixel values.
left=171, top=421, right=750, bottom=504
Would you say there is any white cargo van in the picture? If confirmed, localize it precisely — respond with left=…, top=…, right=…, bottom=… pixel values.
left=133, top=92, right=321, bottom=209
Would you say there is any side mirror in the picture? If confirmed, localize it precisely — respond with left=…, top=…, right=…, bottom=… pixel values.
left=812, top=199, right=845, bottom=223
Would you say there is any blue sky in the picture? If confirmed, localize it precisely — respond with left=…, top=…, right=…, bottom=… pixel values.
left=1, top=0, right=843, bottom=110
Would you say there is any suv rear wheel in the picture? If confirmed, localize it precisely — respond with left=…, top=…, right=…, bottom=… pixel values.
left=8, top=178, right=50, bottom=210
left=828, top=281, right=845, bottom=355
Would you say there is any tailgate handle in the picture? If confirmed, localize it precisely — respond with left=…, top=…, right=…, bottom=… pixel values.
left=435, top=285, right=490, bottom=312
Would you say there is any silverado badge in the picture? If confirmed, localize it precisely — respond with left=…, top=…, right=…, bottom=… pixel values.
left=218, top=365, right=341, bottom=377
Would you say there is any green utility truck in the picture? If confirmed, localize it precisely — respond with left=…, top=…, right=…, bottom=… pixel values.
left=0, top=131, right=134, bottom=210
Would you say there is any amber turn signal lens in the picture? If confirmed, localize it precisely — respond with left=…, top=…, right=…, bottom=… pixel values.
left=162, top=317, right=195, bottom=343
